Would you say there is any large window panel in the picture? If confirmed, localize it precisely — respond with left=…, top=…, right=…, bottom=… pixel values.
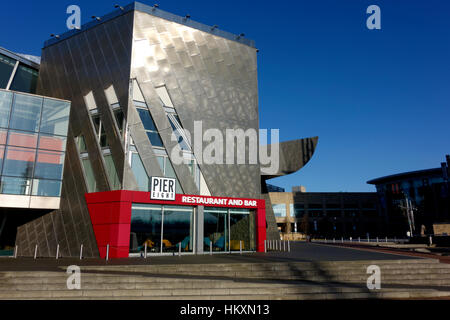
left=31, top=179, right=62, bottom=197
left=9, top=64, right=39, bottom=94
left=204, top=207, right=228, bottom=252
left=0, top=128, right=7, bottom=145
left=162, top=206, right=194, bottom=253
left=0, top=90, right=12, bottom=128
left=229, top=209, right=255, bottom=251
left=9, top=94, right=42, bottom=132
left=130, top=204, right=162, bottom=254
left=40, top=98, right=70, bottom=136
left=0, top=176, right=31, bottom=195
left=7, top=130, right=38, bottom=149
left=137, top=108, right=157, bottom=131
left=33, top=150, right=64, bottom=180
left=2, top=146, right=36, bottom=178
left=272, top=204, right=287, bottom=217
left=38, top=134, right=66, bottom=152
left=146, top=131, right=163, bottom=148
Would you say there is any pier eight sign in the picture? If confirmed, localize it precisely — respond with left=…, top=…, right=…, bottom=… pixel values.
left=151, top=177, right=176, bottom=201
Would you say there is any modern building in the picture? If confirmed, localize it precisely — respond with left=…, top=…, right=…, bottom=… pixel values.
left=268, top=188, right=383, bottom=238
left=367, top=156, right=450, bottom=237
left=0, top=89, right=71, bottom=255
left=0, top=47, right=40, bottom=94
left=0, top=2, right=318, bottom=259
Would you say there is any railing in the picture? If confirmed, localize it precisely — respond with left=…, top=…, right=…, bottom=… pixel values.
left=264, top=240, right=291, bottom=253
left=312, top=237, right=408, bottom=244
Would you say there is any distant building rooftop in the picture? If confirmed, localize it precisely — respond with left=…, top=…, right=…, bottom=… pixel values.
left=367, top=168, right=442, bottom=185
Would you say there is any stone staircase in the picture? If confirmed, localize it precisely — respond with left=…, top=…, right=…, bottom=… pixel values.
left=1, top=259, right=450, bottom=299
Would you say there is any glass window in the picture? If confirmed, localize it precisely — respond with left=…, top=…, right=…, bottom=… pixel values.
left=204, top=207, right=228, bottom=252
left=38, top=133, right=66, bottom=152
left=229, top=209, right=255, bottom=251
left=0, top=90, right=12, bottom=128
left=40, top=98, right=70, bottom=136
left=7, top=130, right=38, bottom=149
left=114, top=109, right=124, bottom=137
left=75, top=135, right=87, bottom=153
left=0, top=176, right=31, bottom=195
left=33, top=150, right=64, bottom=180
left=9, top=64, right=39, bottom=94
left=2, top=146, right=36, bottom=178
left=81, top=158, right=97, bottom=193
left=0, top=54, right=16, bottom=89
left=91, top=115, right=108, bottom=148
left=131, top=152, right=149, bottom=192
left=137, top=108, right=157, bottom=131
left=272, top=204, right=287, bottom=217
left=146, top=131, right=163, bottom=148
left=9, top=94, right=42, bottom=132
left=104, top=154, right=121, bottom=190
left=130, top=204, right=162, bottom=254
left=31, top=179, right=62, bottom=197
left=162, top=206, right=194, bottom=253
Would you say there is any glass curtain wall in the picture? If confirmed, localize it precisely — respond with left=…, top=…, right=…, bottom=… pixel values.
left=0, top=90, right=70, bottom=197
left=130, top=204, right=194, bottom=255
left=204, top=208, right=255, bottom=252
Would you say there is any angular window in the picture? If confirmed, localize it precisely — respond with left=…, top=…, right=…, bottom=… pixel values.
left=81, top=158, right=97, bottom=193
left=31, top=179, right=62, bottom=197
left=2, top=146, right=36, bottom=178
left=0, top=90, right=12, bottom=128
left=104, top=153, right=121, bottom=190
left=33, top=150, right=64, bottom=180
left=91, top=115, right=108, bottom=148
left=0, top=54, right=16, bottom=89
left=113, top=108, right=125, bottom=138
left=9, top=64, right=39, bottom=94
left=131, top=151, right=150, bottom=192
left=75, top=135, right=87, bottom=153
left=136, top=108, right=163, bottom=148
left=40, top=98, right=70, bottom=136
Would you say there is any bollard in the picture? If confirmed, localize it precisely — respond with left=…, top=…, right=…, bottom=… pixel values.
left=106, top=244, right=110, bottom=261
left=350, top=237, right=353, bottom=242
left=279, top=240, right=282, bottom=251
left=333, top=238, right=335, bottom=243
left=264, top=240, right=267, bottom=253
left=385, top=237, right=388, bottom=243
left=34, top=244, right=38, bottom=260
left=80, top=244, right=83, bottom=260
left=240, top=241, right=242, bottom=254
left=358, top=237, right=361, bottom=242
left=56, top=244, right=60, bottom=260
left=144, top=243, right=147, bottom=259
left=325, top=238, right=327, bottom=243
left=394, top=237, right=397, bottom=243
left=429, top=236, right=433, bottom=246
left=13, top=245, right=18, bottom=259
left=376, top=237, right=379, bottom=243
left=210, top=241, right=212, bottom=255
left=283, top=240, right=286, bottom=252
left=341, top=237, right=344, bottom=243
left=288, top=240, right=290, bottom=252
left=179, top=242, right=181, bottom=256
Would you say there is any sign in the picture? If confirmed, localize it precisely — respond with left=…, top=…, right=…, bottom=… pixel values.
left=181, top=195, right=258, bottom=208
left=150, top=177, right=176, bottom=201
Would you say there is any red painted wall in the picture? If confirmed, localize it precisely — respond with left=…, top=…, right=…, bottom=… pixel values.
left=85, top=191, right=266, bottom=258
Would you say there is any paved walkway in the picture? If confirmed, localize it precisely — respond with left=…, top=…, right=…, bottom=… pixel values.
left=0, top=242, right=419, bottom=272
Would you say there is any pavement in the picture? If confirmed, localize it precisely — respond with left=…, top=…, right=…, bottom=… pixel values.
left=0, top=242, right=419, bottom=272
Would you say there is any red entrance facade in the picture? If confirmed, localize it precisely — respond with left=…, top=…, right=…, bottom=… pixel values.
left=85, top=191, right=267, bottom=258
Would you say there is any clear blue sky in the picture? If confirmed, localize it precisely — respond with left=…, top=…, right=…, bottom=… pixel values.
left=1, top=0, right=449, bottom=192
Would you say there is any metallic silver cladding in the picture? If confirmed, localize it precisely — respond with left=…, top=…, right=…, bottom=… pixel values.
left=131, top=10, right=261, bottom=199
left=16, top=12, right=136, bottom=257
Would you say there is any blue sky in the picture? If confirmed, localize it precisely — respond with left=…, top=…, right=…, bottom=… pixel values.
left=1, top=0, right=449, bottom=192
